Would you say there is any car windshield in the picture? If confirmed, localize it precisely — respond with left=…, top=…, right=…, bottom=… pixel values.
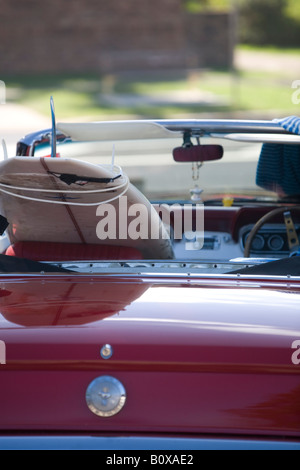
left=35, top=136, right=266, bottom=203
left=1, top=118, right=300, bottom=277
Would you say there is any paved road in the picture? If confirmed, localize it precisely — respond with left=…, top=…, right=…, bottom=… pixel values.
left=235, top=49, right=300, bottom=76
left=0, top=103, right=49, bottom=158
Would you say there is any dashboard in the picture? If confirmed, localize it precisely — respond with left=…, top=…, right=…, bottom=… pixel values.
left=171, top=205, right=300, bottom=261
left=173, top=230, right=243, bottom=261
left=241, top=224, right=300, bottom=258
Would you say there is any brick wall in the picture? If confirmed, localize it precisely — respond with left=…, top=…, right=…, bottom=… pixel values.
left=0, top=0, right=234, bottom=74
left=185, top=12, right=236, bottom=69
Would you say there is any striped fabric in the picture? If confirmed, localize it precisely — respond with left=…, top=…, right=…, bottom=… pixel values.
left=256, top=116, right=300, bottom=196
left=274, top=116, right=300, bottom=135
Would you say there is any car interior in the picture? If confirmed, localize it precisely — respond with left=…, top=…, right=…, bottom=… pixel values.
left=0, top=118, right=300, bottom=277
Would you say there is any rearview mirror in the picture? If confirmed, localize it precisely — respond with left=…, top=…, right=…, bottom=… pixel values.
left=173, top=145, right=224, bottom=163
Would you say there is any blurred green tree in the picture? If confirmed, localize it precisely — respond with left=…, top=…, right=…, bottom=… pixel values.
left=184, top=0, right=230, bottom=12
left=184, top=0, right=300, bottom=47
left=238, top=0, right=300, bottom=47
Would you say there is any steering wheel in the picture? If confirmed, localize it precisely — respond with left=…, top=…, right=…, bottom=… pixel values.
left=244, top=206, right=300, bottom=258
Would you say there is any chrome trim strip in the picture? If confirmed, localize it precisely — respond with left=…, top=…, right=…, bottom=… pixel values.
left=0, top=272, right=300, bottom=286
left=16, top=129, right=69, bottom=157
left=154, top=119, right=288, bottom=136
left=0, top=436, right=299, bottom=450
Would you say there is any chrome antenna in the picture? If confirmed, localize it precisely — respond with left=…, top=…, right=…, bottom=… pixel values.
left=50, top=96, right=56, bottom=158
left=2, top=139, right=8, bottom=160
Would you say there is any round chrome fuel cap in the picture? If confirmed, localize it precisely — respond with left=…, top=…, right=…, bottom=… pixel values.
left=86, top=376, right=126, bottom=418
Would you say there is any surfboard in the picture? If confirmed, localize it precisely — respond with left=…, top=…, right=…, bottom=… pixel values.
left=0, top=157, right=174, bottom=260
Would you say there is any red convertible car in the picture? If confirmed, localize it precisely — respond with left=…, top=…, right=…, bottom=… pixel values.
left=0, top=108, right=299, bottom=450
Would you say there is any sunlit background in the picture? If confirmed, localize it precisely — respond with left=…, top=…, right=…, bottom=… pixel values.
left=1, top=0, right=299, bottom=120
left=0, top=0, right=299, bottom=196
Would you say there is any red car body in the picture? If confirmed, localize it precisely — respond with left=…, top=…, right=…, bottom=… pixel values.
left=0, top=273, right=299, bottom=449
left=0, top=118, right=300, bottom=450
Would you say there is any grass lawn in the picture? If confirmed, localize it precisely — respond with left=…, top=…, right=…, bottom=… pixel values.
left=3, top=47, right=299, bottom=120
left=238, top=44, right=300, bottom=55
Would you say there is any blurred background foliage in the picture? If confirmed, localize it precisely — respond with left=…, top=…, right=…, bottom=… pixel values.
left=3, top=0, right=300, bottom=120
left=185, top=0, right=300, bottom=47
